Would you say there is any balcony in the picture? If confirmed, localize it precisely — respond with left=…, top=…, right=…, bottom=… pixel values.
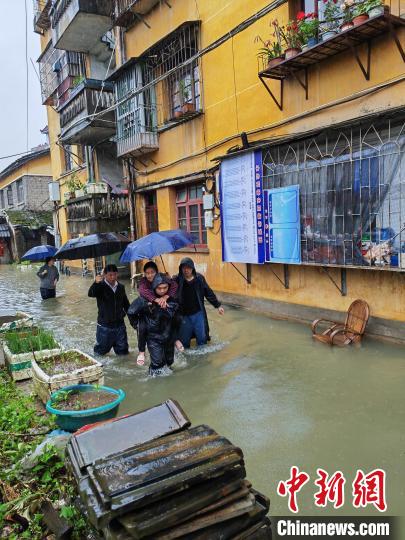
left=117, top=128, right=159, bottom=158
left=113, top=0, right=160, bottom=27
left=258, top=13, right=405, bottom=111
left=66, top=193, right=129, bottom=235
left=33, top=0, right=52, bottom=33
left=38, top=44, right=86, bottom=106
left=59, top=79, right=116, bottom=145
left=50, top=0, right=113, bottom=52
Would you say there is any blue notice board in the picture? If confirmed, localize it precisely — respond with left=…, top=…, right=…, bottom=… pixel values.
left=220, top=151, right=265, bottom=264
left=264, top=186, right=301, bottom=264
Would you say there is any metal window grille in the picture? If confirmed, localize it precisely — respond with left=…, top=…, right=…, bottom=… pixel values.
left=176, top=183, right=206, bottom=246
left=262, top=116, right=405, bottom=270
left=39, top=44, right=86, bottom=105
left=7, top=187, right=13, bottom=207
left=0, top=191, right=4, bottom=209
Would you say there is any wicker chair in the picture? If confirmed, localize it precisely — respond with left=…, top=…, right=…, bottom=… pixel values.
left=312, top=300, right=370, bottom=346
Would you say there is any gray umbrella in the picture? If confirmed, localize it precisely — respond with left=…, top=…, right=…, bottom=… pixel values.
left=55, top=233, right=130, bottom=260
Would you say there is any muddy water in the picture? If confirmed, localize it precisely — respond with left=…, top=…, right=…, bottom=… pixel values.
left=1, top=265, right=404, bottom=516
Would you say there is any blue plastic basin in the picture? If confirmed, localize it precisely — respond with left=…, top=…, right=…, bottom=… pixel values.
left=46, top=384, right=126, bottom=432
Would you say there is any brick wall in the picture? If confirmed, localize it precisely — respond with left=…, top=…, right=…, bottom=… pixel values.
left=0, top=175, right=53, bottom=211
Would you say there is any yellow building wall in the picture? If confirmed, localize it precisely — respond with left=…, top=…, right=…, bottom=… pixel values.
left=0, top=153, right=52, bottom=190
left=124, top=0, right=405, bottom=323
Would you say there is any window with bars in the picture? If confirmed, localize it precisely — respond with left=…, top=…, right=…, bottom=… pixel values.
left=145, top=192, right=159, bottom=234
left=16, top=180, right=24, bottom=204
left=0, top=191, right=4, bottom=209
left=176, top=183, right=207, bottom=246
left=262, top=116, right=405, bottom=269
left=64, top=145, right=74, bottom=172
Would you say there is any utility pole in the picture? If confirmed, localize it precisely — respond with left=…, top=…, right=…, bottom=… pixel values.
left=124, top=159, right=137, bottom=284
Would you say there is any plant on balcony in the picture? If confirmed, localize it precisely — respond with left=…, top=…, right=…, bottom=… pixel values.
left=297, top=12, right=320, bottom=49
left=278, top=19, right=303, bottom=59
left=72, top=75, right=85, bottom=88
left=66, top=172, right=84, bottom=199
left=353, top=0, right=384, bottom=21
left=339, top=0, right=355, bottom=31
left=179, top=80, right=195, bottom=115
left=320, top=0, right=340, bottom=39
left=255, top=33, right=284, bottom=69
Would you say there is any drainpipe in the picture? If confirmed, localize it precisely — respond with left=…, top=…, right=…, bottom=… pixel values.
left=85, top=146, right=95, bottom=182
left=124, top=159, right=137, bottom=284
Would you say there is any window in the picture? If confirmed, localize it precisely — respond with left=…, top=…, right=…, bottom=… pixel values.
left=7, top=186, right=13, bottom=207
left=262, top=116, right=405, bottom=269
left=169, top=65, right=201, bottom=118
left=145, top=192, right=158, bottom=234
left=16, top=180, right=24, bottom=203
left=64, top=145, right=74, bottom=172
left=0, top=191, right=4, bottom=208
left=176, top=183, right=207, bottom=246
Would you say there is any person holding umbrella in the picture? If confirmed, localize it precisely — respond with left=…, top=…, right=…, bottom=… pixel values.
left=88, top=264, right=130, bottom=356
left=36, top=257, right=59, bottom=300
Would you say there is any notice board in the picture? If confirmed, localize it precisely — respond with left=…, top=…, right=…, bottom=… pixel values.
left=220, top=151, right=265, bottom=264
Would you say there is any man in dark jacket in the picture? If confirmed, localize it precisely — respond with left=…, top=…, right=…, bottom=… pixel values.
left=88, top=264, right=130, bottom=356
left=128, top=274, right=179, bottom=376
left=175, top=257, right=224, bottom=348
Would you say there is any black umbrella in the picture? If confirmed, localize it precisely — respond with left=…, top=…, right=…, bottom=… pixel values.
left=55, top=233, right=131, bottom=260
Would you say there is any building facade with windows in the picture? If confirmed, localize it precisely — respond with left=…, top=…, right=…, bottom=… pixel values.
left=0, top=147, right=52, bottom=212
left=35, top=0, right=405, bottom=337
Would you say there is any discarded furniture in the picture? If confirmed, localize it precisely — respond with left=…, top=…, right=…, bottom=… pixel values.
left=312, top=299, right=370, bottom=346
left=66, top=402, right=272, bottom=539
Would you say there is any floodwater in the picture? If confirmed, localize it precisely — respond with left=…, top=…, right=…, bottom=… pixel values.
left=0, top=264, right=404, bottom=517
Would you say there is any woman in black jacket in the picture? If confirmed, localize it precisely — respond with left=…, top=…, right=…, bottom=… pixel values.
left=128, top=274, right=179, bottom=377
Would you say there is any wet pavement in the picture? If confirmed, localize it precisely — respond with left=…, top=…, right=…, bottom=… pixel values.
left=1, top=264, right=404, bottom=516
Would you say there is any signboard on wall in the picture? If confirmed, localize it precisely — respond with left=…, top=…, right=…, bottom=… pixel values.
left=220, top=151, right=265, bottom=264
left=264, top=186, right=301, bottom=264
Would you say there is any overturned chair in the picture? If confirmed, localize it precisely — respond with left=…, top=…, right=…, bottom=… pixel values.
left=312, top=299, right=370, bottom=346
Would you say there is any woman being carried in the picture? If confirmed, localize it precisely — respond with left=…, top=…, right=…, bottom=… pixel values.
left=128, top=274, right=179, bottom=377
left=137, top=261, right=183, bottom=365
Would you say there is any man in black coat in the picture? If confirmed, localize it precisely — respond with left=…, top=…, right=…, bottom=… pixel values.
left=175, top=257, right=224, bottom=348
left=88, top=264, right=130, bottom=356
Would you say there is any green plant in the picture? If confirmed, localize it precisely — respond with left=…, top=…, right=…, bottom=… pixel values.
left=297, top=12, right=320, bottom=41
left=65, top=172, right=83, bottom=193
left=277, top=19, right=303, bottom=49
left=322, top=0, right=340, bottom=28
left=4, top=327, right=58, bottom=355
left=353, top=0, right=382, bottom=15
left=255, top=35, right=283, bottom=62
left=179, top=80, right=191, bottom=104
left=72, top=75, right=84, bottom=87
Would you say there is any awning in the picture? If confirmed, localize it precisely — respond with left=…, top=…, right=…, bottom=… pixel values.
left=0, top=223, right=10, bottom=238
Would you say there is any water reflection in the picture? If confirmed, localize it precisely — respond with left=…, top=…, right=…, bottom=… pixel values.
left=0, top=265, right=404, bottom=516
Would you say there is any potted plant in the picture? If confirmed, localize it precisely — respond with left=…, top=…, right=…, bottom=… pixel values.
left=364, top=0, right=385, bottom=17
left=255, top=33, right=284, bottom=69
left=352, top=0, right=370, bottom=24
left=86, top=181, right=109, bottom=195
left=339, top=0, right=355, bottom=30
left=65, top=172, right=83, bottom=199
left=297, top=11, right=320, bottom=50
left=321, top=0, right=340, bottom=40
left=32, top=349, right=104, bottom=404
left=179, top=81, right=195, bottom=115
left=279, top=19, right=303, bottom=59
left=46, top=384, right=125, bottom=432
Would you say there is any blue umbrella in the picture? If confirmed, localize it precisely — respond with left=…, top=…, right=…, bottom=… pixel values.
left=120, top=229, right=194, bottom=268
left=21, top=245, right=57, bottom=262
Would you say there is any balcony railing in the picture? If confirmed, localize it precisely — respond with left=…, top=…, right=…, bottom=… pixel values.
left=59, top=79, right=116, bottom=145
left=113, top=0, right=161, bottom=27
left=33, top=0, right=52, bottom=33
left=66, top=193, right=129, bottom=235
left=38, top=44, right=86, bottom=105
left=117, top=129, right=159, bottom=157
left=50, top=0, right=113, bottom=52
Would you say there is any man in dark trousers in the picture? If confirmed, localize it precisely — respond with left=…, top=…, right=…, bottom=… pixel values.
left=88, top=264, right=130, bottom=356
left=175, top=257, right=224, bottom=348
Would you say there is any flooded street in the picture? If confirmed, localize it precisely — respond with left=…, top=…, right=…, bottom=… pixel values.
left=1, top=264, right=404, bottom=517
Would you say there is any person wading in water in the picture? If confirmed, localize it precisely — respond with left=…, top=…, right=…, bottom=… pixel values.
left=36, top=257, right=59, bottom=299
left=88, top=264, right=130, bottom=356
left=175, top=257, right=224, bottom=348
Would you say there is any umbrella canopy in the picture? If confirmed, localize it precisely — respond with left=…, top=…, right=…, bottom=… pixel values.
left=120, top=229, right=193, bottom=263
left=55, top=233, right=131, bottom=260
left=21, top=245, right=57, bottom=262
